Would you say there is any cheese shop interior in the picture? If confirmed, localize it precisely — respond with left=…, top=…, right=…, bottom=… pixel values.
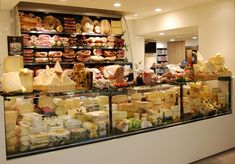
left=0, top=0, right=234, bottom=164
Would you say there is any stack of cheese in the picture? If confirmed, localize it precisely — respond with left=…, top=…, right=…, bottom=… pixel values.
left=33, top=62, right=75, bottom=92
left=145, top=91, right=165, bottom=110
left=21, top=113, right=49, bottom=150
left=5, top=111, right=18, bottom=153
left=164, top=90, right=177, bottom=109
left=212, top=88, right=226, bottom=105
left=16, top=123, right=30, bottom=152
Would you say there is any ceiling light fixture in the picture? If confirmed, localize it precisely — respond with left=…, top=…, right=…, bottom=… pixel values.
left=134, top=14, right=138, bottom=17
left=192, top=36, right=198, bottom=40
left=169, top=39, right=175, bottom=42
left=159, top=32, right=165, bottom=36
left=155, top=8, right=162, bottom=12
left=60, top=0, right=67, bottom=2
left=113, top=2, right=121, bottom=7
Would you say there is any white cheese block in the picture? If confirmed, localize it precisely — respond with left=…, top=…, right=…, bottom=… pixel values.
left=64, top=99, right=74, bottom=110
left=55, top=105, right=67, bottom=116
left=82, top=122, right=98, bottom=131
left=86, top=111, right=108, bottom=123
left=61, top=73, right=75, bottom=86
left=13, top=100, right=34, bottom=115
left=3, top=56, right=23, bottom=73
left=2, top=72, right=22, bottom=93
left=94, top=96, right=109, bottom=105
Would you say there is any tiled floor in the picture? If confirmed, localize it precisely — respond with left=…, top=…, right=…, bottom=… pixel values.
left=192, top=148, right=235, bottom=164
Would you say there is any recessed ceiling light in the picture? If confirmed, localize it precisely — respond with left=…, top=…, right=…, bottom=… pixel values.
left=192, top=36, right=198, bottom=40
left=169, top=39, right=175, bottom=42
left=134, top=14, right=138, bottom=17
left=60, top=0, right=67, bottom=2
left=155, top=8, right=162, bottom=12
left=136, top=36, right=141, bottom=39
left=113, top=2, right=121, bottom=7
left=159, top=32, right=165, bottom=36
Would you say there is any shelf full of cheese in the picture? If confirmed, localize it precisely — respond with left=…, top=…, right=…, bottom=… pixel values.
left=19, top=11, right=127, bottom=65
left=4, top=91, right=111, bottom=158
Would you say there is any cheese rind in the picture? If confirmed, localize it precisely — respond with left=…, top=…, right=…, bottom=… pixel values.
left=2, top=72, right=22, bottom=93
left=3, top=56, right=23, bottom=73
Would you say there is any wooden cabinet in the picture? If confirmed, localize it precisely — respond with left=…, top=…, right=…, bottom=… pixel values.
left=167, top=41, right=185, bottom=64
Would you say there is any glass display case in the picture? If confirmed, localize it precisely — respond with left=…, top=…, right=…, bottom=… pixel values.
left=2, top=77, right=231, bottom=160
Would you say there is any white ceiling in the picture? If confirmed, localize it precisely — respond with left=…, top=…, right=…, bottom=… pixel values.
left=1, top=0, right=218, bottom=19
left=1, top=0, right=215, bottom=42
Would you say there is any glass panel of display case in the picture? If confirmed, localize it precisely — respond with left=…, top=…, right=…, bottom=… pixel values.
left=4, top=91, right=110, bottom=157
left=111, top=84, right=181, bottom=134
left=182, top=77, right=231, bottom=120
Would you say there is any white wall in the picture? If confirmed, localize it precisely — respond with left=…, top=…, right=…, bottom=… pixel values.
left=134, top=0, right=235, bottom=73
left=0, top=9, right=12, bottom=75
left=144, top=53, right=157, bottom=69
left=124, top=20, right=145, bottom=70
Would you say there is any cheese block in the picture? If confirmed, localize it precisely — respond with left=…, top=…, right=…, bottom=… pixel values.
left=38, top=96, right=55, bottom=109
left=64, top=99, right=74, bottom=110
left=6, top=136, right=17, bottom=146
left=70, top=128, right=88, bottom=140
left=118, top=103, right=137, bottom=112
left=111, top=27, right=123, bottom=34
left=112, top=95, right=129, bottom=104
left=111, top=20, right=122, bottom=27
left=6, top=131, right=16, bottom=139
left=134, top=101, right=153, bottom=110
left=164, top=109, right=173, bottom=118
left=2, top=72, right=22, bottom=93
left=82, top=97, right=94, bottom=106
left=12, top=100, right=34, bottom=115
left=4, top=97, right=17, bottom=108
left=94, top=96, right=109, bottom=105
left=145, top=91, right=164, bottom=102
left=3, top=56, right=23, bottom=73
left=6, top=123, right=16, bottom=132
left=53, top=98, right=65, bottom=106
left=7, top=145, right=16, bottom=152
left=86, top=111, right=108, bottom=123
left=104, top=104, right=118, bottom=112
left=112, top=111, right=127, bottom=121
left=20, top=69, right=33, bottom=93
left=55, top=105, right=67, bottom=116
left=48, top=129, right=70, bottom=146
left=5, top=111, right=17, bottom=124
left=72, top=97, right=81, bottom=108
left=131, top=93, right=142, bottom=101
left=64, top=119, right=81, bottom=129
